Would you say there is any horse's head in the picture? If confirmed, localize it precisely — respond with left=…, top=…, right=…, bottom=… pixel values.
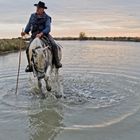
left=32, top=47, right=48, bottom=79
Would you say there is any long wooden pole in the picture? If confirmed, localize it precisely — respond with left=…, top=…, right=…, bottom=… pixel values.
left=15, top=29, right=23, bottom=95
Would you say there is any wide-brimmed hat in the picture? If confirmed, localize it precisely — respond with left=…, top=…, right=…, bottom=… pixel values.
left=34, top=1, right=47, bottom=9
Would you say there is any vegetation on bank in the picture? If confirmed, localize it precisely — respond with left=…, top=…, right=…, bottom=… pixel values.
left=54, top=32, right=140, bottom=42
left=0, top=38, right=26, bottom=54
left=54, top=36, right=140, bottom=42
left=0, top=32, right=140, bottom=54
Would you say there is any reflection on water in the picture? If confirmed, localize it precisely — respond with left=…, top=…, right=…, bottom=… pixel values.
left=27, top=100, right=63, bottom=140
left=0, top=41, right=140, bottom=140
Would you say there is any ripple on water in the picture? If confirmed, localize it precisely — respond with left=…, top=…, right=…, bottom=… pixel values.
left=0, top=65, right=140, bottom=132
left=1, top=70, right=140, bottom=108
left=61, top=72, right=140, bottom=108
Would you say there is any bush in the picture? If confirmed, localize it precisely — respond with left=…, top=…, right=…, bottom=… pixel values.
left=0, top=38, right=26, bottom=53
left=79, top=32, right=87, bottom=40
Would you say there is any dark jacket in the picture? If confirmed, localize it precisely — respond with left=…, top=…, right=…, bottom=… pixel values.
left=24, top=12, right=51, bottom=38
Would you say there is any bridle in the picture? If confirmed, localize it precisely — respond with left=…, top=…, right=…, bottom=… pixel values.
left=31, top=46, right=48, bottom=78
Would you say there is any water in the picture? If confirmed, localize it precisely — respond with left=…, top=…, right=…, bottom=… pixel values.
left=0, top=41, right=140, bottom=140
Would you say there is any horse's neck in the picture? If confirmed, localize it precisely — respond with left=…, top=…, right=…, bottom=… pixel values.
left=30, top=38, right=43, bottom=50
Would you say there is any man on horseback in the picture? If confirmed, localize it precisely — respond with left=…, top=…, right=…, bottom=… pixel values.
left=21, top=1, right=62, bottom=72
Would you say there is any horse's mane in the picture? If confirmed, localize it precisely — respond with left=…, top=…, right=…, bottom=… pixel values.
left=30, top=38, right=43, bottom=49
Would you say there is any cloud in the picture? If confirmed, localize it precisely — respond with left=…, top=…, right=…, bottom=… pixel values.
left=0, top=0, right=140, bottom=37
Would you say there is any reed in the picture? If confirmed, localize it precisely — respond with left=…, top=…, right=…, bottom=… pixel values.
left=0, top=38, right=26, bottom=54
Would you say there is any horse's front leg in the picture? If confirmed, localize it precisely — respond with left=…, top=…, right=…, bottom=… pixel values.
left=44, top=65, right=52, bottom=91
left=55, top=68, right=59, bottom=82
left=38, top=78, right=45, bottom=99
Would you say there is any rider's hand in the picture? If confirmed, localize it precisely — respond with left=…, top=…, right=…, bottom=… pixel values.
left=21, top=32, right=26, bottom=37
left=36, top=32, right=44, bottom=38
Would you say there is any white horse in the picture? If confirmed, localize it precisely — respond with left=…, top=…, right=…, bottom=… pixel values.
left=28, top=37, right=62, bottom=98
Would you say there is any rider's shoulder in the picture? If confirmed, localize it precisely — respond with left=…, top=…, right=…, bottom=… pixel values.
left=44, top=13, right=52, bottom=22
left=29, top=13, right=51, bottom=21
left=30, top=13, right=36, bottom=17
left=44, top=13, right=51, bottom=19
left=28, top=13, right=37, bottom=20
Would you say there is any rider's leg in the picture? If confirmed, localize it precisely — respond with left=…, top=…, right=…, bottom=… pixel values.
left=47, top=34, right=62, bottom=68
left=25, top=39, right=33, bottom=72
left=26, top=46, right=30, bottom=65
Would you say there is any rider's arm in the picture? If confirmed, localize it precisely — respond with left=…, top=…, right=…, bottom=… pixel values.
left=24, top=14, right=33, bottom=34
left=42, top=17, right=51, bottom=35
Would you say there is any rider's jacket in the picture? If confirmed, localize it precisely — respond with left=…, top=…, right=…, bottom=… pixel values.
left=24, top=12, right=51, bottom=38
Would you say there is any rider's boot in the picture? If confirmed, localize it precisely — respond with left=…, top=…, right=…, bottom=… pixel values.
left=25, top=65, right=33, bottom=72
left=25, top=51, right=33, bottom=72
left=52, top=47, right=62, bottom=68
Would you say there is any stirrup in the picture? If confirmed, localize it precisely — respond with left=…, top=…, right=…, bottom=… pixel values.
left=25, top=65, right=33, bottom=72
left=55, top=63, right=62, bottom=68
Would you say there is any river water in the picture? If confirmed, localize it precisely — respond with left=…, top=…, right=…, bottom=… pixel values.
left=0, top=41, right=140, bottom=140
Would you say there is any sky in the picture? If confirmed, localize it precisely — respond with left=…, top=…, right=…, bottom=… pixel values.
left=0, top=0, right=140, bottom=38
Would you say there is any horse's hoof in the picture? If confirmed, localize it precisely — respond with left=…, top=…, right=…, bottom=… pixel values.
left=55, top=94, right=62, bottom=99
left=47, top=86, right=51, bottom=91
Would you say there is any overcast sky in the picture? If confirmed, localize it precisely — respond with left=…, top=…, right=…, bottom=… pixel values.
left=0, top=0, right=140, bottom=38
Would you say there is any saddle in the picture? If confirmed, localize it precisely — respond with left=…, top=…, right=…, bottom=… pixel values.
left=41, top=36, right=52, bottom=50
left=41, top=36, right=61, bottom=51
left=40, top=36, right=62, bottom=67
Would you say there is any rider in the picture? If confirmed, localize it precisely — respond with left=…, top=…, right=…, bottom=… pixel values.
left=21, top=1, right=62, bottom=72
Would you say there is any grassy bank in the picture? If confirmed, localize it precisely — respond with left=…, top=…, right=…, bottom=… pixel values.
left=0, top=38, right=26, bottom=54
left=0, top=36, right=140, bottom=54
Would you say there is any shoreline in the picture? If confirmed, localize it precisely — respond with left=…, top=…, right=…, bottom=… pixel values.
left=54, top=37, right=140, bottom=42
left=0, top=37, right=140, bottom=54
